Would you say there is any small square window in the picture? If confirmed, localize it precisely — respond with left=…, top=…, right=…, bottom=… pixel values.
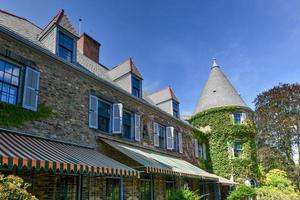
left=233, top=113, right=242, bottom=124
left=233, top=142, right=243, bottom=157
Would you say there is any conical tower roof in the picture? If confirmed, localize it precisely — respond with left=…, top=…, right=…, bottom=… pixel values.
left=194, top=59, right=248, bottom=114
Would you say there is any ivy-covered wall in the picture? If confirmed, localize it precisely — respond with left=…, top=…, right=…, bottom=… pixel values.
left=0, top=102, right=53, bottom=128
left=189, top=106, right=259, bottom=183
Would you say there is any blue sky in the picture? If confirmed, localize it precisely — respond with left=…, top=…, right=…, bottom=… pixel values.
left=1, top=0, right=300, bottom=115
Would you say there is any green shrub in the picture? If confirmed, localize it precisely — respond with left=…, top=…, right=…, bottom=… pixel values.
left=256, top=186, right=299, bottom=200
left=167, top=188, right=206, bottom=200
left=256, top=169, right=300, bottom=200
left=0, top=173, right=38, bottom=199
left=227, top=185, right=256, bottom=200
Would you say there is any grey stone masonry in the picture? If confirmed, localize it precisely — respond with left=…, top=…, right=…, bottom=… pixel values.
left=0, top=28, right=198, bottom=165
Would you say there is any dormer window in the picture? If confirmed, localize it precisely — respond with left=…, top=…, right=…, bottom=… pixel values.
left=58, top=31, right=74, bottom=62
left=172, top=101, right=179, bottom=118
left=132, top=76, right=142, bottom=98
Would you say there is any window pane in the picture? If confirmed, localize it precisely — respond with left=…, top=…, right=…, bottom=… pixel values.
left=11, top=76, right=19, bottom=86
left=132, top=76, right=141, bottom=98
left=59, top=32, right=74, bottom=50
left=106, top=178, right=120, bottom=200
left=123, top=112, right=132, bottom=139
left=98, top=100, right=111, bottom=133
left=4, top=73, right=11, bottom=83
left=59, top=46, right=73, bottom=62
left=234, top=113, right=241, bottom=124
left=0, top=60, right=20, bottom=105
left=173, top=101, right=179, bottom=118
left=234, top=142, right=243, bottom=157
left=159, top=124, right=166, bottom=148
left=12, top=67, right=20, bottom=76
left=0, top=61, right=4, bottom=81
left=4, top=63, right=12, bottom=74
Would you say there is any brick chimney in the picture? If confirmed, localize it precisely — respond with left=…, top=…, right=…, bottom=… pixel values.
left=77, top=33, right=100, bottom=63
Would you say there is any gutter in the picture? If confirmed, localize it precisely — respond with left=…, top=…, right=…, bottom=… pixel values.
left=0, top=25, right=198, bottom=131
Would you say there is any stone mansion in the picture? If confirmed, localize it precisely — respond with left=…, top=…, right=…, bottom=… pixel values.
left=0, top=9, right=257, bottom=200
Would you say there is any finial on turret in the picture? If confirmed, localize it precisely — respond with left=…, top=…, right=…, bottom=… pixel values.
left=212, top=58, right=219, bottom=68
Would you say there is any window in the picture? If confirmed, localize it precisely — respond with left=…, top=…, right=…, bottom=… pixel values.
left=106, top=178, right=120, bottom=200
left=58, top=31, right=74, bottom=62
left=132, top=76, right=141, bottom=98
left=233, top=113, right=242, bottom=124
left=172, top=101, right=179, bottom=118
left=233, top=141, right=243, bottom=157
left=165, top=180, right=175, bottom=199
left=123, top=111, right=132, bottom=139
left=98, top=99, right=111, bottom=132
left=173, top=131, right=179, bottom=152
left=0, top=59, right=20, bottom=105
left=158, top=124, right=166, bottom=148
left=140, top=178, right=152, bottom=200
left=198, top=143, right=207, bottom=160
left=55, top=175, right=79, bottom=200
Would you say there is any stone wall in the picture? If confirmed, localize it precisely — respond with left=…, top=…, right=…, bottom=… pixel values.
left=0, top=33, right=198, bottom=165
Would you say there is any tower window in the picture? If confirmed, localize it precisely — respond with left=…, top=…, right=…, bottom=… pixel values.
left=233, top=113, right=242, bottom=124
left=233, top=141, right=243, bottom=157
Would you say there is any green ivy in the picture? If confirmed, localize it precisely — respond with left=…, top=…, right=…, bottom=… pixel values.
left=0, top=102, right=53, bottom=127
left=189, top=106, right=259, bottom=182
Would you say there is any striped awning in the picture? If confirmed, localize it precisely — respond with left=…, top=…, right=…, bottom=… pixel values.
left=0, top=131, right=138, bottom=177
left=101, top=139, right=219, bottom=180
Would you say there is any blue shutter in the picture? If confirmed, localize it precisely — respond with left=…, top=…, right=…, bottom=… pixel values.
left=22, top=67, right=40, bottom=111
left=166, top=127, right=174, bottom=150
left=203, top=143, right=207, bottom=160
left=134, top=114, right=141, bottom=141
left=194, top=139, right=199, bottom=158
left=178, top=132, right=183, bottom=153
left=112, top=103, right=123, bottom=134
left=153, top=122, right=159, bottom=147
left=89, top=95, right=98, bottom=129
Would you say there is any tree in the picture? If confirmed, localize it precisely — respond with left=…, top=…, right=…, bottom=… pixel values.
left=254, top=83, right=300, bottom=183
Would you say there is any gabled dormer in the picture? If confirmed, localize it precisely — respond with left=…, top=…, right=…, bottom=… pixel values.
left=38, top=9, right=78, bottom=63
left=108, top=58, right=143, bottom=98
left=147, top=86, right=180, bottom=118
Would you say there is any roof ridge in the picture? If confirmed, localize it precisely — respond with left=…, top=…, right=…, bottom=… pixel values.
left=41, top=9, right=64, bottom=31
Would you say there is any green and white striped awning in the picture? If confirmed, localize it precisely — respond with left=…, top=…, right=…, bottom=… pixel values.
left=102, top=139, right=219, bottom=180
left=0, top=130, right=138, bottom=177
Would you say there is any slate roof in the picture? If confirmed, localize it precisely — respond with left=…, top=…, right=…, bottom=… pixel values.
left=148, top=86, right=179, bottom=104
left=194, top=60, right=248, bottom=114
left=109, top=58, right=143, bottom=80
left=0, top=9, right=42, bottom=42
